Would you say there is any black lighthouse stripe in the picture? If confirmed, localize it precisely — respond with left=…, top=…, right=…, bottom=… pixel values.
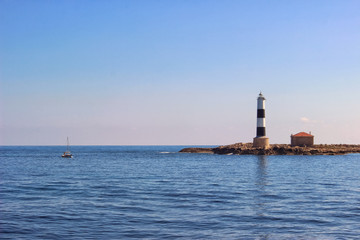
left=257, top=127, right=266, bottom=137
left=257, top=109, right=265, bottom=118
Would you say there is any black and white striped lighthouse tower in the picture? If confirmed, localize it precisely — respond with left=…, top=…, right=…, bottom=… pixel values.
left=253, top=92, right=270, bottom=148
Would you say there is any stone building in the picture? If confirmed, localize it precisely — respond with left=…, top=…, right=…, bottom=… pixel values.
left=291, top=132, right=314, bottom=147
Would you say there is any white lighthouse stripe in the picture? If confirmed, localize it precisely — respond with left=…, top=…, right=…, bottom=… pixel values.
left=257, top=100, right=265, bottom=109
left=257, top=118, right=266, bottom=127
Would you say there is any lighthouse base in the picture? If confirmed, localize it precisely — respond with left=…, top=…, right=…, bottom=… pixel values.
left=253, top=137, right=270, bottom=149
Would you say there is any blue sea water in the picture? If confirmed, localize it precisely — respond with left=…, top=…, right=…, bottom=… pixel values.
left=1, top=146, right=359, bottom=240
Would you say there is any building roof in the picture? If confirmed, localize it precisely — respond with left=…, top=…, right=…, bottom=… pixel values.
left=292, top=132, right=313, bottom=137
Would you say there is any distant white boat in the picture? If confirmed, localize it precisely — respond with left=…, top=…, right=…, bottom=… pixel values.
left=61, top=137, right=73, bottom=158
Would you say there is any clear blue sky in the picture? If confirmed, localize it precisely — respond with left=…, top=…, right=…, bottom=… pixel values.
left=1, top=0, right=359, bottom=145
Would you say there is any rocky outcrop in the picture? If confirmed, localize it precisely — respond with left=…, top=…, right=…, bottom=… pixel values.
left=179, top=147, right=214, bottom=154
left=179, top=143, right=360, bottom=155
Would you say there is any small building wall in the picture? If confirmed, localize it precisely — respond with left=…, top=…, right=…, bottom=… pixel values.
left=291, top=136, right=314, bottom=147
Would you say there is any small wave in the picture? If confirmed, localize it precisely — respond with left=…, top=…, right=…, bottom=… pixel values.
left=160, top=152, right=173, bottom=154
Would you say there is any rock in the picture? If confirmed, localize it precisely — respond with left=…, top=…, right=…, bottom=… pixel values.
left=179, top=148, right=214, bottom=154
left=179, top=143, right=360, bottom=156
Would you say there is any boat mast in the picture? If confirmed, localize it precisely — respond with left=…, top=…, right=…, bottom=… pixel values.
left=67, top=137, right=70, bottom=152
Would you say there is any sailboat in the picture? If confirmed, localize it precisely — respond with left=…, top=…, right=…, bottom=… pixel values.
left=62, top=137, right=73, bottom=158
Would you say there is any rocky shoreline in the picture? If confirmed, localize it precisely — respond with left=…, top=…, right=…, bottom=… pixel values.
left=179, top=143, right=360, bottom=155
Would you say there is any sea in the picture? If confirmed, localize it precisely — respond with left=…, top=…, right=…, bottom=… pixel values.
left=1, top=146, right=359, bottom=240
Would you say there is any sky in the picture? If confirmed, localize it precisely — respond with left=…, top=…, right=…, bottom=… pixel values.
left=1, top=0, right=359, bottom=145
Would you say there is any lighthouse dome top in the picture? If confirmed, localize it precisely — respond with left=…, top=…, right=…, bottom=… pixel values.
left=257, top=92, right=266, bottom=100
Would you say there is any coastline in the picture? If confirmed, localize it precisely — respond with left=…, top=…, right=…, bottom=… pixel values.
left=179, top=143, right=360, bottom=155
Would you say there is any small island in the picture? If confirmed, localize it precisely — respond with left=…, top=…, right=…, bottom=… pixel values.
left=180, top=143, right=360, bottom=155
left=180, top=94, right=360, bottom=156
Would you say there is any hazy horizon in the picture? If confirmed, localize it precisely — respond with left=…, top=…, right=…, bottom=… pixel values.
left=1, top=1, right=359, bottom=145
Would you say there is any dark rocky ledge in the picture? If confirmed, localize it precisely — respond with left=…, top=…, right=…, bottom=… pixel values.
left=180, top=143, right=360, bottom=155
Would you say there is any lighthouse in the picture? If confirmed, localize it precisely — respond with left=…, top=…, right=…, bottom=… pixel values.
left=253, top=92, right=270, bottom=148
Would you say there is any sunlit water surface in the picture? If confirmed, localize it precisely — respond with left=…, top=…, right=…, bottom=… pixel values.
left=1, top=146, right=359, bottom=239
